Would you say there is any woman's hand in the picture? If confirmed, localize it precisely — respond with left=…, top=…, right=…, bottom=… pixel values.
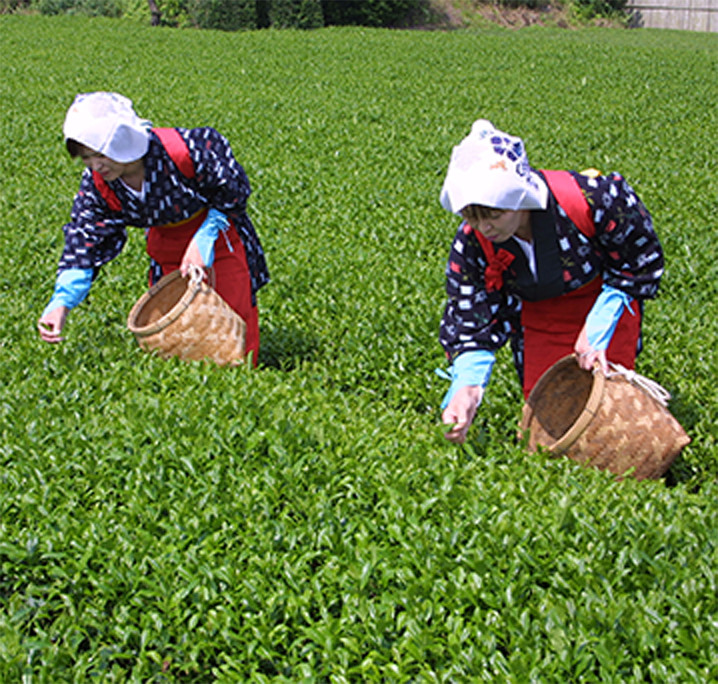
left=442, top=385, right=483, bottom=444
left=574, top=323, right=607, bottom=373
left=38, top=306, right=69, bottom=343
left=180, top=239, right=205, bottom=277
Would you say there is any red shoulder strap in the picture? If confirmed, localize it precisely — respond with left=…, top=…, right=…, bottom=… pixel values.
left=152, top=127, right=195, bottom=179
left=541, top=169, right=595, bottom=238
left=92, top=170, right=122, bottom=212
left=91, top=127, right=195, bottom=211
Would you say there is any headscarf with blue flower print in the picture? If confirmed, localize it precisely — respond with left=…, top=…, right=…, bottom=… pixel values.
left=440, top=119, right=549, bottom=214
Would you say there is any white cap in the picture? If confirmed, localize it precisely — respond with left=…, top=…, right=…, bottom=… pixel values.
left=439, top=119, right=548, bottom=214
left=63, top=92, right=151, bottom=163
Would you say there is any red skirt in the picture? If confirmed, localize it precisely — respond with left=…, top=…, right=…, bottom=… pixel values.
left=146, top=210, right=260, bottom=364
left=521, top=277, right=641, bottom=399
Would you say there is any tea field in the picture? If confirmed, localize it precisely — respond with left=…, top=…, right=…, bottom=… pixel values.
left=0, top=14, right=717, bottom=681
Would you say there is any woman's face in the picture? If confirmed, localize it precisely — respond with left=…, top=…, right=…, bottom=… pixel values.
left=461, top=207, right=527, bottom=244
left=75, top=144, right=127, bottom=182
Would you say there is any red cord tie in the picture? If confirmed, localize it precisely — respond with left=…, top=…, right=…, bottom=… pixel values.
left=484, top=249, right=515, bottom=292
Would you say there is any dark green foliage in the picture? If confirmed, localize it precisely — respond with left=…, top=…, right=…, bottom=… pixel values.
left=268, top=0, right=323, bottom=28
left=188, top=0, right=258, bottom=30
left=572, top=0, right=627, bottom=18
left=151, top=0, right=190, bottom=26
left=35, top=0, right=122, bottom=16
left=23, top=0, right=636, bottom=27
left=496, top=0, right=551, bottom=9
left=1, top=15, right=717, bottom=680
left=33, top=0, right=73, bottom=13
left=0, top=0, right=31, bottom=11
left=321, top=0, right=426, bottom=26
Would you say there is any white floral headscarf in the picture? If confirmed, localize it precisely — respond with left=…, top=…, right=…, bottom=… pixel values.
left=440, top=119, right=549, bottom=214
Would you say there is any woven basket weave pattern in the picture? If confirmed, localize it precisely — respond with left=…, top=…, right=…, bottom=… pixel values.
left=521, top=356, right=690, bottom=480
left=127, top=268, right=246, bottom=366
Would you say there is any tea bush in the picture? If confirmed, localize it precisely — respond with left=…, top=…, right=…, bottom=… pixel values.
left=0, top=15, right=716, bottom=680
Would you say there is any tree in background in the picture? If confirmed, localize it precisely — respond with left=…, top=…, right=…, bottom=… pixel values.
left=0, top=0, right=31, bottom=10
left=188, top=0, right=258, bottom=30
left=267, top=0, right=323, bottom=28
left=321, top=0, right=426, bottom=26
left=23, top=0, right=630, bottom=27
left=33, top=0, right=123, bottom=16
left=147, top=0, right=159, bottom=24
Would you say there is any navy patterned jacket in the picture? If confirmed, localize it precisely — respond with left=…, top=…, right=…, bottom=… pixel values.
left=439, top=170, right=664, bottom=365
left=57, top=127, right=269, bottom=303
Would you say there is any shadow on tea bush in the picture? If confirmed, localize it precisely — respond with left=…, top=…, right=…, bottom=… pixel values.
left=663, top=390, right=712, bottom=487
left=259, top=324, right=320, bottom=370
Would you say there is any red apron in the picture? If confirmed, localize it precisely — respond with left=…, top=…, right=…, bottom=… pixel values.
left=146, top=210, right=260, bottom=364
left=521, top=277, right=641, bottom=399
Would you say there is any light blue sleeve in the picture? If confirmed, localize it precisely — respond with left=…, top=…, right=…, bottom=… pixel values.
left=192, top=208, right=231, bottom=268
left=585, top=283, right=635, bottom=351
left=437, top=349, right=495, bottom=410
left=42, top=268, right=93, bottom=317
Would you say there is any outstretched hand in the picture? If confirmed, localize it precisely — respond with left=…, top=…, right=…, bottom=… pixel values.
left=38, top=306, right=69, bottom=344
left=442, top=385, right=483, bottom=444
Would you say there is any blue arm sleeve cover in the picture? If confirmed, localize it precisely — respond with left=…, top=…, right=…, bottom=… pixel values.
left=192, top=208, right=230, bottom=268
left=42, top=268, right=93, bottom=317
left=438, top=349, right=495, bottom=410
left=585, top=284, right=635, bottom=351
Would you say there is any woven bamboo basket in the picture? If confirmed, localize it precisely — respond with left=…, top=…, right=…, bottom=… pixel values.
left=127, top=265, right=246, bottom=366
left=519, top=355, right=690, bottom=480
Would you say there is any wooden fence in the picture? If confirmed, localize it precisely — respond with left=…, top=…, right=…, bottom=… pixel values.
left=627, top=0, right=718, bottom=31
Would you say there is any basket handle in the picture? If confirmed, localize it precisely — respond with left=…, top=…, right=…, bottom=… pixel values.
left=187, top=263, right=216, bottom=289
left=600, top=362, right=672, bottom=408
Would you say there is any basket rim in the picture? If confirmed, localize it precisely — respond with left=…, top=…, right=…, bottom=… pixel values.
left=126, top=269, right=201, bottom=336
left=522, top=354, right=605, bottom=454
